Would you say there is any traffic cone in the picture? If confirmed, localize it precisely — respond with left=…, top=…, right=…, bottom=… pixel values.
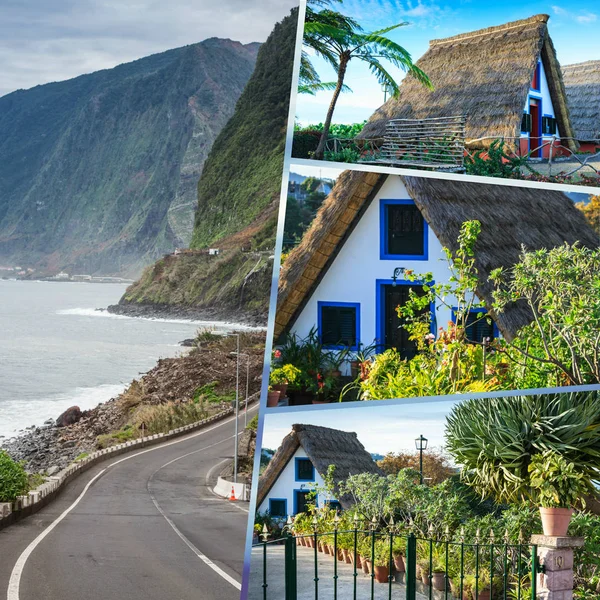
left=229, top=485, right=236, bottom=501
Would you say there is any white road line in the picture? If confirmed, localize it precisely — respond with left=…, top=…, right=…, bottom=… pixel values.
left=146, top=440, right=244, bottom=590
left=6, top=411, right=251, bottom=600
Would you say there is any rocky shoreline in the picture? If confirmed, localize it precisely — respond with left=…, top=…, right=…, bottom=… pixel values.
left=2, top=330, right=266, bottom=475
left=107, top=301, right=267, bottom=329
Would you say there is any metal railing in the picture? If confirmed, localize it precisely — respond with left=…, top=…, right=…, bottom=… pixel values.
left=252, top=519, right=540, bottom=600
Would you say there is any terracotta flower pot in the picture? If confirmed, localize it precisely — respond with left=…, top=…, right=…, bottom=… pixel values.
left=317, top=540, right=323, bottom=552
left=323, top=543, right=330, bottom=555
left=331, top=369, right=342, bottom=378
left=297, top=537, right=303, bottom=546
left=271, top=383, right=288, bottom=398
left=306, top=537, right=314, bottom=548
left=342, top=548, right=352, bottom=564
left=266, top=390, right=281, bottom=407
left=374, top=565, right=390, bottom=584
left=432, top=572, right=447, bottom=591
left=365, top=559, right=372, bottom=574
left=361, top=556, right=369, bottom=574
left=312, top=397, right=331, bottom=405
left=474, top=589, right=491, bottom=600
left=350, top=360, right=359, bottom=378
left=539, top=507, right=574, bottom=537
left=352, top=552, right=362, bottom=569
left=415, top=564, right=422, bottom=578
left=421, top=570, right=430, bottom=586
left=393, top=555, right=405, bottom=573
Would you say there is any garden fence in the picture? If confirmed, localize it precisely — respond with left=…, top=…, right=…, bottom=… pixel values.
left=253, top=523, right=541, bottom=600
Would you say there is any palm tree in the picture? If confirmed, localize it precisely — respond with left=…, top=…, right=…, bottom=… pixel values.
left=303, top=9, right=433, bottom=159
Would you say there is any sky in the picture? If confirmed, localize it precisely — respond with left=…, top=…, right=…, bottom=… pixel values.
left=296, top=0, right=600, bottom=125
left=261, top=398, right=459, bottom=456
left=0, top=0, right=298, bottom=98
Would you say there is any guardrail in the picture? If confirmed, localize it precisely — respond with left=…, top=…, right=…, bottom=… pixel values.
left=0, top=391, right=259, bottom=530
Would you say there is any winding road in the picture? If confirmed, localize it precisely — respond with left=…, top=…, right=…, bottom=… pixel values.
left=0, top=407, right=256, bottom=600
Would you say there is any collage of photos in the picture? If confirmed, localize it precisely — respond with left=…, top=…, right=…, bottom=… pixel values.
left=247, top=1, right=600, bottom=600
left=0, top=1, right=598, bottom=600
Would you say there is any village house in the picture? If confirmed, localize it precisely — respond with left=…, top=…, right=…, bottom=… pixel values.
left=357, top=14, right=577, bottom=160
left=563, top=60, right=600, bottom=153
left=274, top=171, right=598, bottom=368
left=256, top=424, right=381, bottom=518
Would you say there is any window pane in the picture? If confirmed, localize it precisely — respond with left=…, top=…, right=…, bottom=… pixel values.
left=321, top=305, right=356, bottom=347
left=297, top=458, right=314, bottom=480
left=270, top=499, right=286, bottom=517
left=465, top=312, right=495, bottom=343
left=387, top=204, right=424, bottom=256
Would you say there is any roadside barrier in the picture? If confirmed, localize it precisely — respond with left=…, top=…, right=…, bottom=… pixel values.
left=0, top=391, right=259, bottom=531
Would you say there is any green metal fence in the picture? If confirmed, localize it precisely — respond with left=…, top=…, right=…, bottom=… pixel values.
left=253, top=519, right=540, bottom=600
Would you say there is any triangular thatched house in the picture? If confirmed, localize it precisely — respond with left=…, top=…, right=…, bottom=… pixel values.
left=274, top=172, right=599, bottom=364
left=256, top=424, right=382, bottom=516
left=563, top=60, right=600, bottom=152
left=357, top=14, right=577, bottom=158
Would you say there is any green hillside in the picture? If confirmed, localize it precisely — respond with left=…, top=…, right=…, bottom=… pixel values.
left=116, top=9, right=298, bottom=323
left=0, top=39, right=259, bottom=277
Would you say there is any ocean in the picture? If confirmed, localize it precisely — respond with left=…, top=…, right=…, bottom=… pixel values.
left=0, top=280, right=256, bottom=441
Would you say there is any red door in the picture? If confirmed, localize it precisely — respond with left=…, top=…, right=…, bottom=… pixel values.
left=529, top=99, right=541, bottom=158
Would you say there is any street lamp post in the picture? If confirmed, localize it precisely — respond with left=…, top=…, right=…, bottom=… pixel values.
left=230, top=341, right=252, bottom=483
left=415, top=434, right=428, bottom=485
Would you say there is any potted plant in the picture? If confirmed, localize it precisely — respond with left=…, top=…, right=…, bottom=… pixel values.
left=528, top=450, right=587, bottom=537
left=269, top=364, right=301, bottom=399
left=372, top=538, right=393, bottom=584
left=266, top=386, right=280, bottom=408
left=392, top=537, right=405, bottom=573
left=431, top=544, right=448, bottom=591
left=358, top=536, right=373, bottom=574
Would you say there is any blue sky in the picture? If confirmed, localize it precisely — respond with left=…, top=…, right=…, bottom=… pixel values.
left=261, top=399, right=458, bottom=456
left=296, top=0, right=600, bottom=125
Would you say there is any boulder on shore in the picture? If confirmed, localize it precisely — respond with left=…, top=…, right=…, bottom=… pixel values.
left=56, top=406, right=82, bottom=427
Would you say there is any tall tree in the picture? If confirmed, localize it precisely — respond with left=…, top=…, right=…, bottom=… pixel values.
left=303, top=8, right=432, bottom=159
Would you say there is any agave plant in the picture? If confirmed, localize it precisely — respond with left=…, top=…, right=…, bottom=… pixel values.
left=445, top=391, right=600, bottom=504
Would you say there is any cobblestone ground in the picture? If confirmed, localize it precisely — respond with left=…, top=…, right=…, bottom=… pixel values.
left=247, top=545, right=431, bottom=600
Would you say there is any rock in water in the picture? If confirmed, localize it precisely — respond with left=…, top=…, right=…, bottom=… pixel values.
left=56, top=406, right=82, bottom=427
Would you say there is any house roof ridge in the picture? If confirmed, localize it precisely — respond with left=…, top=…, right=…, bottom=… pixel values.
left=429, top=14, right=549, bottom=47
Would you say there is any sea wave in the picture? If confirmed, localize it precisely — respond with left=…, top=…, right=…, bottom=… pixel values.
left=56, top=307, right=265, bottom=330
left=0, top=383, right=126, bottom=442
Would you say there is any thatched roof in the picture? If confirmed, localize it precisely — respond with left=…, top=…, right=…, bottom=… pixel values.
left=256, top=423, right=382, bottom=510
left=275, top=172, right=599, bottom=342
left=357, top=15, right=577, bottom=151
left=563, top=60, right=600, bottom=142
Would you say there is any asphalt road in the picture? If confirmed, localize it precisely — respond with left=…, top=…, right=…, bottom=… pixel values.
left=0, top=407, right=257, bottom=600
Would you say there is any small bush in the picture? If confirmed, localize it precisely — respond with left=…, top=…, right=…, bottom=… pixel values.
left=292, top=130, right=321, bottom=158
left=0, top=450, right=29, bottom=502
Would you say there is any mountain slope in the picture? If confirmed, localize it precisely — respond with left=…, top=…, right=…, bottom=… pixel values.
left=113, top=9, right=298, bottom=324
left=0, top=39, right=259, bottom=277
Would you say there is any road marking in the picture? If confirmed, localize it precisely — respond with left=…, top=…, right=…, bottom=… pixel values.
left=6, top=407, right=256, bottom=600
left=146, top=440, right=243, bottom=590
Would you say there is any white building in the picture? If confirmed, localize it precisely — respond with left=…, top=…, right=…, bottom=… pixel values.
left=274, top=172, right=598, bottom=373
left=257, top=424, right=381, bottom=519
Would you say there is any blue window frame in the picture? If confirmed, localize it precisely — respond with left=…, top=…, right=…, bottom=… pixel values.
left=542, top=114, right=557, bottom=137
left=375, top=279, right=436, bottom=355
left=380, top=199, right=428, bottom=261
left=269, top=498, right=288, bottom=518
left=295, top=457, right=315, bottom=482
left=293, top=489, right=313, bottom=514
left=451, top=307, right=500, bottom=343
left=317, top=301, right=360, bottom=350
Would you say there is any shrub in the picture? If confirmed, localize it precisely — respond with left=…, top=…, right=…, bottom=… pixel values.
left=291, top=130, right=321, bottom=158
left=0, top=450, right=29, bottom=502
left=445, top=391, right=600, bottom=503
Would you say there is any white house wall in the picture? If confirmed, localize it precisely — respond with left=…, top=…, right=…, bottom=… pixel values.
left=257, top=447, right=333, bottom=517
left=521, top=59, right=561, bottom=138
left=291, top=175, right=455, bottom=370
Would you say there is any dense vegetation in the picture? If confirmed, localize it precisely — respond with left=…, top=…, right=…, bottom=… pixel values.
left=120, top=9, right=298, bottom=321
left=0, top=39, right=258, bottom=276
left=191, top=11, right=298, bottom=249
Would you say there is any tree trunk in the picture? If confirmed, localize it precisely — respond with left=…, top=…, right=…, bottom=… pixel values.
left=314, top=56, right=349, bottom=160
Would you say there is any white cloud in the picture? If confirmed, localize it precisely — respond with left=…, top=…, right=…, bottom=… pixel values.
left=550, top=5, right=597, bottom=24
left=0, top=0, right=298, bottom=97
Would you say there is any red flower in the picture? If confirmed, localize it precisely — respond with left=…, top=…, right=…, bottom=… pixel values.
left=273, top=349, right=281, bottom=359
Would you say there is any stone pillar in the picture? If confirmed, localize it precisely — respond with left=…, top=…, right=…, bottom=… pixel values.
left=531, top=534, right=585, bottom=600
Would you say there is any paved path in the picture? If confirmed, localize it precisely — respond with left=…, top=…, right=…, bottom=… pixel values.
left=247, top=545, right=430, bottom=600
left=0, top=406, right=257, bottom=600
